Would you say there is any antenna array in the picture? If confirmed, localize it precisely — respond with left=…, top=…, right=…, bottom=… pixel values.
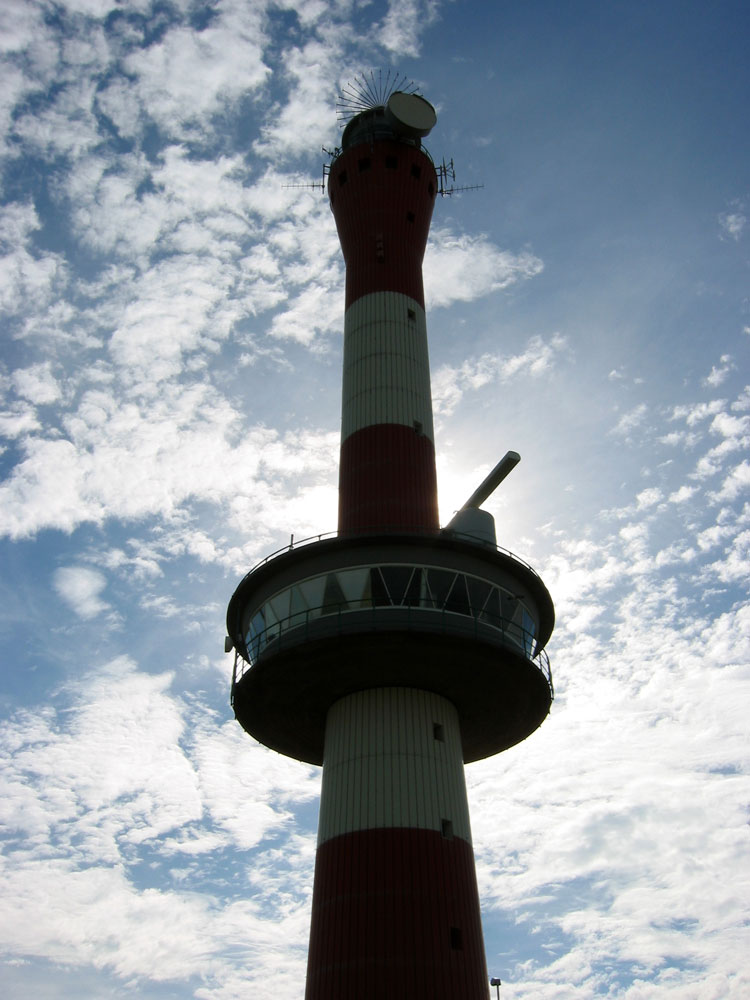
left=436, top=158, right=484, bottom=198
left=336, top=70, right=419, bottom=127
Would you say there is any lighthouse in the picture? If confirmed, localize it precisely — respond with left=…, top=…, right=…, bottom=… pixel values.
left=226, top=80, right=554, bottom=1000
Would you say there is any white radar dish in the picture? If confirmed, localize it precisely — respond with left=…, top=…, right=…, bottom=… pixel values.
left=386, top=91, right=437, bottom=138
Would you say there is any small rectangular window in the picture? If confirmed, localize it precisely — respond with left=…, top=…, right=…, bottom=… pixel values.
left=441, top=818, right=453, bottom=839
left=433, top=722, right=444, bottom=742
left=406, top=211, right=415, bottom=223
left=338, top=171, right=348, bottom=186
left=358, top=157, right=371, bottom=172
left=411, top=164, right=422, bottom=179
left=407, top=308, right=416, bottom=321
left=450, top=927, right=463, bottom=950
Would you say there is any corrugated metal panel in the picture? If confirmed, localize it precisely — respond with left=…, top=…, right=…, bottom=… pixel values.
left=338, top=423, right=438, bottom=532
left=305, top=827, right=488, bottom=1000
left=341, top=291, right=434, bottom=441
left=318, top=688, right=472, bottom=844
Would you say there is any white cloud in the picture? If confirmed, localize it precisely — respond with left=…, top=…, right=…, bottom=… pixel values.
left=121, top=1, right=270, bottom=139
left=53, top=566, right=110, bottom=619
left=379, top=0, right=442, bottom=57
left=0, top=203, right=68, bottom=316
left=425, top=228, right=544, bottom=308
left=703, top=354, right=735, bottom=387
left=12, top=362, right=62, bottom=405
left=0, top=375, right=340, bottom=545
left=670, top=398, right=727, bottom=427
left=611, top=402, right=648, bottom=436
left=712, top=459, right=750, bottom=501
left=432, top=334, right=567, bottom=416
left=253, top=35, right=345, bottom=160
left=718, top=210, right=746, bottom=241
left=0, top=655, right=315, bottom=993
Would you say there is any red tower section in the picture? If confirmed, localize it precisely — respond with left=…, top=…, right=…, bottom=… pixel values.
left=330, top=129, right=439, bottom=534
left=226, top=88, right=555, bottom=1000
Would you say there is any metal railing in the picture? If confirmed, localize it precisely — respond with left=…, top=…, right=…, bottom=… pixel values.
left=234, top=528, right=547, bottom=592
left=232, top=599, right=553, bottom=698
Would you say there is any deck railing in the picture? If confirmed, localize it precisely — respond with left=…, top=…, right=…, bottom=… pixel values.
left=232, top=599, right=553, bottom=700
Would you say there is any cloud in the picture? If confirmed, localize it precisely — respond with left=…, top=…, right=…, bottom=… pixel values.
left=379, top=0, right=443, bottom=57
left=253, top=34, right=345, bottom=161
left=425, top=228, right=544, bottom=308
left=0, top=203, right=68, bottom=318
left=118, top=0, right=270, bottom=139
left=610, top=402, right=648, bottom=436
left=711, top=459, right=750, bottom=502
left=53, top=566, right=110, bottom=619
left=12, top=362, right=62, bottom=405
left=703, top=354, right=735, bottom=387
left=432, top=334, right=568, bottom=416
left=718, top=210, right=746, bottom=241
left=0, top=655, right=317, bottom=993
left=0, top=373, right=340, bottom=547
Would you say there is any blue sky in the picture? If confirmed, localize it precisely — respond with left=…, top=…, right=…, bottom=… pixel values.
left=1, top=0, right=749, bottom=997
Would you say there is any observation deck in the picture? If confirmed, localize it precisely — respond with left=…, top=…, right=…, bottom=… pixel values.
left=227, top=531, right=554, bottom=765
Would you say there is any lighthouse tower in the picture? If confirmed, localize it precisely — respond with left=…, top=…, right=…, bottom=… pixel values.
left=226, top=81, right=554, bottom=1000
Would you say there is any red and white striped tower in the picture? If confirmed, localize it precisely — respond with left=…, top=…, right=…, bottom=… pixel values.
left=332, top=91, right=439, bottom=535
left=305, top=92, right=487, bottom=998
left=227, top=83, right=555, bottom=1000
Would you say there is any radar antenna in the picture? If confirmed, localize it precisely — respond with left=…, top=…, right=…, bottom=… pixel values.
left=336, top=70, right=419, bottom=127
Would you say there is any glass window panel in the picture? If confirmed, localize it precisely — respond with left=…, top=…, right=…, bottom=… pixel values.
left=263, top=601, right=278, bottom=630
left=289, top=585, right=310, bottom=627
left=380, top=566, right=414, bottom=605
left=369, top=567, right=390, bottom=606
left=337, top=568, right=371, bottom=609
left=246, top=609, right=265, bottom=661
left=479, top=588, right=502, bottom=628
left=500, top=592, right=518, bottom=622
left=322, top=573, right=347, bottom=615
left=444, top=574, right=471, bottom=616
left=425, top=568, right=456, bottom=609
left=404, top=568, right=422, bottom=606
left=299, top=576, right=326, bottom=613
left=522, top=608, right=536, bottom=655
left=466, top=577, right=492, bottom=616
left=507, top=621, right=524, bottom=648
left=267, top=590, right=290, bottom=628
left=522, top=608, right=536, bottom=637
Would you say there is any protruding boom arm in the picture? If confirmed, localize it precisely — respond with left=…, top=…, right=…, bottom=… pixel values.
left=459, top=451, right=520, bottom=510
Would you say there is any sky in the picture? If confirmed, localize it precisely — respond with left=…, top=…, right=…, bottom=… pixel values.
left=1, top=0, right=749, bottom=996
